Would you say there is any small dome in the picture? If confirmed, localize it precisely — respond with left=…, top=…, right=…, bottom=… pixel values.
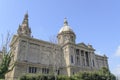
left=59, top=18, right=74, bottom=34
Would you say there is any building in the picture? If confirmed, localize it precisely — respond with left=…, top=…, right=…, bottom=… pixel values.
left=5, top=13, right=108, bottom=80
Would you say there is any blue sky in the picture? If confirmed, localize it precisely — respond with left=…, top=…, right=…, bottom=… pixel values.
left=0, top=0, right=120, bottom=76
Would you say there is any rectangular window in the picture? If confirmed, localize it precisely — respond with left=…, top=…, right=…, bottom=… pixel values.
left=77, top=56, right=79, bottom=65
left=92, top=60, right=95, bottom=67
left=47, top=69, right=49, bottom=74
left=85, top=52, right=89, bottom=66
left=76, top=49, right=79, bottom=55
left=42, top=68, right=44, bottom=73
left=81, top=50, right=84, bottom=56
left=76, top=49, right=80, bottom=65
left=29, top=67, right=37, bottom=73
left=57, top=70, right=60, bottom=75
left=71, top=55, right=74, bottom=63
left=42, top=68, right=49, bottom=74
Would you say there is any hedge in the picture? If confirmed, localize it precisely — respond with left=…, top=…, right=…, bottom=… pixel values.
left=19, top=67, right=116, bottom=80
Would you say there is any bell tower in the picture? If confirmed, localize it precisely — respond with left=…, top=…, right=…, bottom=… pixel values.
left=57, top=18, right=76, bottom=45
left=17, top=13, right=31, bottom=37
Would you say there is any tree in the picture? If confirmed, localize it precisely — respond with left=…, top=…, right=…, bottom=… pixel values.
left=74, top=67, right=116, bottom=80
left=49, top=35, right=58, bottom=80
left=98, top=67, right=116, bottom=80
left=0, top=33, right=15, bottom=79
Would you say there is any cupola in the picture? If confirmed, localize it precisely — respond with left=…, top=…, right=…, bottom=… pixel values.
left=57, top=18, right=76, bottom=45
left=59, top=18, right=74, bottom=34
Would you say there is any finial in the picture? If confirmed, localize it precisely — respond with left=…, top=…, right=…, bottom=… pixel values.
left=22, top=12, right=29, bottom=25
left=64, top=17, right=68, bottom=26
left=24, top=12, right=28, bottom=20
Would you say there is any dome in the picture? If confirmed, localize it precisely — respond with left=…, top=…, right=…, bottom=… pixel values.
left=59, top=25, right=73, bottom=33
left=59, top=18, right=74, bottom=34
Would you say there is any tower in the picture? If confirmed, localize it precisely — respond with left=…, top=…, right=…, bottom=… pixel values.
left=57, top=18, right=76, bottom=76
left=57, top=18, right=76, bottom=45
left=17, top=13, right=31, bottom=37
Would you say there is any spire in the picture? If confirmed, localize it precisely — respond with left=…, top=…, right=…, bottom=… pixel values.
left=64, top=18, right=68, bottom=26
left=17, top=12, right=31, bottom=37
left=22, top=12, right=29, bottom=27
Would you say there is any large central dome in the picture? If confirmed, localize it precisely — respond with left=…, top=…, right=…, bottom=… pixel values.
left=59, top=18, right=74, bottom=34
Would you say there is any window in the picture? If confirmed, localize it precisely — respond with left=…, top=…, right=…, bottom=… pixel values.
left=77, top=56, right=79, bottom=64
left=71, top=36, right=74, bottom=42
left=76, top=49, right=80, bottom=65
left=81, top=50, right=84, bottom=56
left=42, top=68, right=49, bottom=74
left=56, top=70, right=60, bottom=75
left=83, top=58, right=85, bottom=66
left=71, top=55, right=74, bottom=63
left=29, top=67, right=37, bottom=73
left=76, top=49, right=79, bottom=55
left=92, top=60, right=95, bottom=67
left=73, top=72, right=75, bottom=75
left=85, top=52, right=89, bottom=66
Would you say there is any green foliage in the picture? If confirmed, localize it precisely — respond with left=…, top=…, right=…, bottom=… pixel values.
left=0, top=33, right=15, bottom=79
left=0, top=51, right=15, bottom=79
left=19, top=67, right=116, bottom=80
left=20, top=74, right=71, bottom=80
left=20, top=74, right=55, bottom=80
left=57, top=75, right=70, bottom=80
left=75, top=67, right=116, bottom=80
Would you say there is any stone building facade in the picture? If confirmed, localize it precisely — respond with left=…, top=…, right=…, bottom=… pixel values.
left=5, top=13, right=108, bottom=80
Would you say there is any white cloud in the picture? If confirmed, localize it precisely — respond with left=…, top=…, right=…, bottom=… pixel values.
left=95, top=51, right=101, bottom=55
left=95, top=51, right=105, bottom=56
left=115, top=46, right=120, bottom=57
